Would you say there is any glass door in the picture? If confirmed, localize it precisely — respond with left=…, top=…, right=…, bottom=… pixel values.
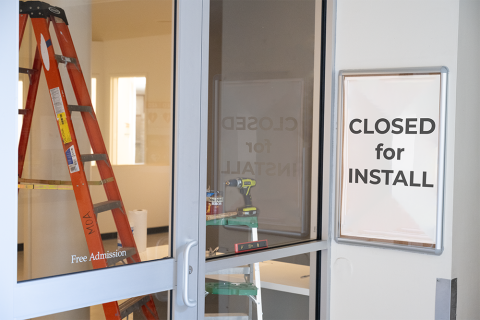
left=198, top=0, right=328, bottom=319
left=2, top=0, right=205, bottom=319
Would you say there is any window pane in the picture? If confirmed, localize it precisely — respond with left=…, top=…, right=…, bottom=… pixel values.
left=30, top=290, right=169, bottom=320
left=17, top=0, right=173, bottom=288
left=206, top=253, right=313, bottom=319
left=206, top=0, right=321, bottom=258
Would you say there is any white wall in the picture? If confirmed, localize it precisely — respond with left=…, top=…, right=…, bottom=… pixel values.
left=91, top=35, right=172, bottom=166
left=91, top=165, right=171, bottom=232
left=452, top=0, right=480, bottom=318
left=90, top=35, right=173, bottom=233
left=330, top=1, right=459, bottom=319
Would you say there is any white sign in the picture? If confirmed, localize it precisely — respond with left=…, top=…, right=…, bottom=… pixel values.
left=336, top=68, right=447, bottom=254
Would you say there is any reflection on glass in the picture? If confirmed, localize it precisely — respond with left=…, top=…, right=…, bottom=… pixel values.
left=205, top=253, right=312, bottom=320
left=30, top=291, right=169, bottom=320
left=17, top=0, right=173, bottom=286
left=206, top=0, right=320, bottom=257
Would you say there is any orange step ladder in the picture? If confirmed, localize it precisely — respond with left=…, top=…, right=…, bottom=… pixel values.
left=18, top=2, right=159, bottom=319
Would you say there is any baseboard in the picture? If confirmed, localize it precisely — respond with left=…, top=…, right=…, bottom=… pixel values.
left=101, top=226, right=169, bottom=240
left=147, top=226, right=169, bottom=235
left=17, top=226, right=169, bottom=252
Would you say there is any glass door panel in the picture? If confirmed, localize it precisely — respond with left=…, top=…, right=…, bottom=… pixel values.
left=17, top=0, right=174, bottom=281
left=30, top=290, right=169, bottom=320
left=10, top=0, right=203, bottom=319
left=205, top=253, right=313, bottom=320
left=202, top=1, right=326, bottom=319
left=206, top=0, right=321, bottom=258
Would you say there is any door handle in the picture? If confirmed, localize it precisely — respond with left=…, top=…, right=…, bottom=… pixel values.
left=183, top=240, right=198, bottom=307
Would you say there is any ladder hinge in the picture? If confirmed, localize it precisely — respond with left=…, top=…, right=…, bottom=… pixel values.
left=55, top=54, right=79, bottom=71
left=19, top=67, right=36, bottom=75
left=19, top=67, right=37, bottom=83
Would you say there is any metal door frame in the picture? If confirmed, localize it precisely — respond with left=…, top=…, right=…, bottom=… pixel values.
left=195, top=0, right=332, bottom=319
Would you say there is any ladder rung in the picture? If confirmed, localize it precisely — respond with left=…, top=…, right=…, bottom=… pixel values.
left=100, top=177, right=115, bottom=185
left=93, top=200, right=123, bottom=215
left=18, top=184, right=73, bottom=190
left=81, top=154, right=107, bottom=163
left=68, top=105, right=95, bottom=120
left=18, top=177, right=115, bottom=190
left=68, top=105, right=93, bottom=113
left=107, top=247, right=137, bottom=267
left=18, top=109, right=29, bottom=115
left=119, top=295, right=151, bottom=319
left=55, top=54, right=77, bottom=65
left=19, top=67, right=36, bottom=75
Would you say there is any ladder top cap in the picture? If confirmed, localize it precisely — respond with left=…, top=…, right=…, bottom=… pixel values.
left=20, top=1, right=68, bottom=25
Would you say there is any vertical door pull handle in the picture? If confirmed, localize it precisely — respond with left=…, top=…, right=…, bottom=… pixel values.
left=183, top=240, right=198, bottom=307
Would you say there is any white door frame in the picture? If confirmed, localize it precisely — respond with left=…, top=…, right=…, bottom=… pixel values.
left=195, top=0, right=331, bottom=319
left=1, top=2, right=20, bottom=318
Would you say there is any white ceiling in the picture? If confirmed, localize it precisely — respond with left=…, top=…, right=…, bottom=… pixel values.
left=92, top=0, right=173, bottom=41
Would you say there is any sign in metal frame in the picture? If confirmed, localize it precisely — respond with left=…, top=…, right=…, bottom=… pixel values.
left=335, top=67, right=448, bottom=254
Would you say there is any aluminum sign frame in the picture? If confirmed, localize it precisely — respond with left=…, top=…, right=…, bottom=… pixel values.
left=334, top=67, right=448, bottom=255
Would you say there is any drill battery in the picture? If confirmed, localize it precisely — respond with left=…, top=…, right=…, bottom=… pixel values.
left=237, top=206, right=258, bottom=217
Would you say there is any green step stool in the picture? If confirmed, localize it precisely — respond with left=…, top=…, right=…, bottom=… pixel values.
left=205, top=281, right=258, bottom=296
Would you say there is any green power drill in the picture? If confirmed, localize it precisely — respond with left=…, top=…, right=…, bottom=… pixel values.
left=225, top=178, right=258, bottom=217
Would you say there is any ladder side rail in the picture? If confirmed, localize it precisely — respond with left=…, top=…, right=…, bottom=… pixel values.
left=248, top=230, right=254, bottom=320
left=19, top=13, right=28, bottom=49
left=142, top=296, right=161, bottom=320
left=251, top=228, right=263, bottom=320
left=29, top=16, right=108, bottom=269
left=18, top=15, right=43, bottom=179
left=18, top=48, right=42, bottom=179
left=102, top=302, right=122, bottom=320
left=51, top=19, right=141, bottom=264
